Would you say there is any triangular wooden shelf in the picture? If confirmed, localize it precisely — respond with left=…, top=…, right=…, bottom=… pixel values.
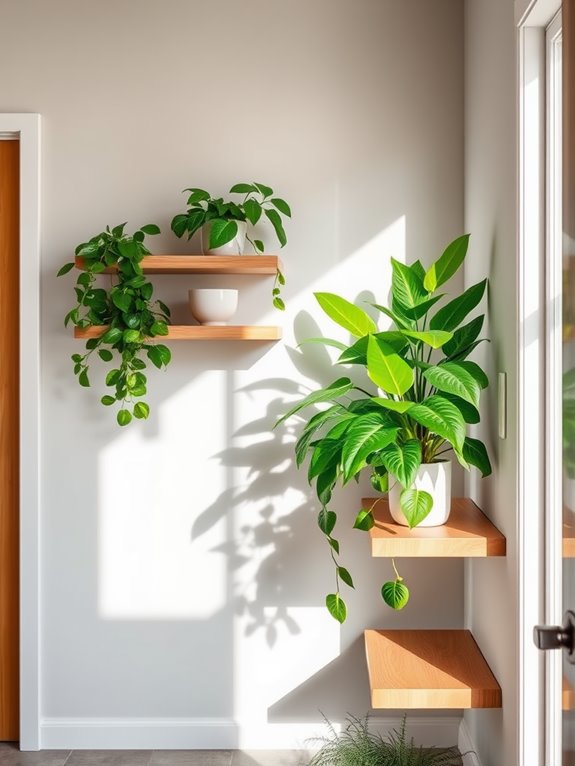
left=363, top=496, right=506, bottom=557
left=74, top=325, right=281, bottom=341
left=364, top=629, right=501, bottom=709
left=75, top=255, right=282, bottom=275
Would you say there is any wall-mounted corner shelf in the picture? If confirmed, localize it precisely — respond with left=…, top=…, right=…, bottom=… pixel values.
left=363, top=496, right=506, bottom=558
left=364, top=629, right=502, bottom=709
left=74, top=325, right=281, bottom=341
left=74, top=254, right=282, bottom=275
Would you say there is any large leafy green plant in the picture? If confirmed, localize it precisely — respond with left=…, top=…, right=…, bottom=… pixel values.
left=276, top=235, right=491, bottom=621
left=171, top=182, right=290, bottom=309
left=308, top=714, right=463, bottom=766
left=58, top=223, right=172, bottom=426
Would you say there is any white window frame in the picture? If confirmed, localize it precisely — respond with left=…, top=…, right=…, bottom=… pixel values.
left=0, top=113, right=41, bottom=750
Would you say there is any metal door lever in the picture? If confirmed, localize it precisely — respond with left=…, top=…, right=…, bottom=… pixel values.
left=533, top=610, right=575, bottom=663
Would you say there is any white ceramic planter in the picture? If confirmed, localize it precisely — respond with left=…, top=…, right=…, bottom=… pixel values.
left=201, top=221, right=247, bottom=256
left=189, top=288, right=239, bottom=326
left=389, top=461, right=452, bottom=527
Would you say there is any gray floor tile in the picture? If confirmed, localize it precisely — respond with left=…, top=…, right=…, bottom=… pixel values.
left=66, top=753, right=151, bottom=766
left=150, top=754, right=231, bottom=766
left=0, top=745, right=70, bottom=766
left=231, top=752, right=306, bottom=766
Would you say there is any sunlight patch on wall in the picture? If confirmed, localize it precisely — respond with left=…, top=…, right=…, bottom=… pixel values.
left=98, top=371, right=228, bottom=620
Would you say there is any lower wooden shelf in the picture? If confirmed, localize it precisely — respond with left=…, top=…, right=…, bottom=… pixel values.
left=74, top=325, right=281, bottom=341
left=364, top=629, right=502, bottom=709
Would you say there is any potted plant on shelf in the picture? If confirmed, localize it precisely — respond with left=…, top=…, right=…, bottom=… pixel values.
left=57, top=222, right=172, bottom=426
left=171, top=181, right=291, bottom=309
left=276, top=234, right=491, bottom=621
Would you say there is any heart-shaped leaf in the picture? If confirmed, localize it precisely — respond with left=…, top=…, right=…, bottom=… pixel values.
left=208, top=219, right=238, bottom=249
left=380, top=440, right=422, bottom=487
left=318, top=508, right=337, bottom=536
left=326, top=593, right=347, bottom=623
left=353, top=508, right=375, bottom=531
left=381, top=579, right=410, bottom=610
left=400, top=488, right=433, bottom=528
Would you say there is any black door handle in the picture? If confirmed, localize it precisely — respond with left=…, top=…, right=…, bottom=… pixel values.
left=534, top=611, right=575, bottom=663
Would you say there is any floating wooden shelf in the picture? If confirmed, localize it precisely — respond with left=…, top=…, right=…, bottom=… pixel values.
left=74, top=255, right=282, bottom=275
left=74, top=325, right=281, bottom=341
left=564, top=512, right=575, bottom=558
left=363, top=497, right=506, bottom=558
left=364, top=629, right=502, bottom=709
left=564, top=676, right=574, bottom=711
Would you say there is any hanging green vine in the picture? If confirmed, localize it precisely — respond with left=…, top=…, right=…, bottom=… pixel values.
left=58, top=223, right=172, bottom=426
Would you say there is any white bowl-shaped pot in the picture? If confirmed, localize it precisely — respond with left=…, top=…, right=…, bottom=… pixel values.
left=189, top=288, right=239, bottom=326
left=201, top=220, right=247, bottom=256
left=389, top=461, right=452, bottom=527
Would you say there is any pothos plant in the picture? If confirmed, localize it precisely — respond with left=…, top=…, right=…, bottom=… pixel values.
left=171, top=182, right=290, bottom=309
left=57, top=223, right=172, bottom=426
left=276, top=234, right=492, bottom=622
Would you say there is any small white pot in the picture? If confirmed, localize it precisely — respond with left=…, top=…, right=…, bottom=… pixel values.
left=389, top=461, right=452, bottom=527
left=189, top=288, right=239, bottom=326
left=201, top=220, right=247, bottom=256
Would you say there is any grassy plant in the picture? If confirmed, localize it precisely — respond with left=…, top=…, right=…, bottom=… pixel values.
left=307, top=714, right=462, bottom=766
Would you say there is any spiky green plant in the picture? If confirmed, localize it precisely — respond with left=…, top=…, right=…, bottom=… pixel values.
left=307, top=714, right=463, bottom=766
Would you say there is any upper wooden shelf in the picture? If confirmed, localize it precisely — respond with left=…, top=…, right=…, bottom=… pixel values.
left=74, top=255, right=282, bottom=275
left=364, top=496, right=506, bottom=558
left=74, top=325, right=281, bottom=341
left=364, top=629, right=502, bottom=709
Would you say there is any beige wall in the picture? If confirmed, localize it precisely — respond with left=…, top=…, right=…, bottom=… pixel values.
left=464, top=0, right=519, bottom=763
left=0, top=0, right=465, bottom=748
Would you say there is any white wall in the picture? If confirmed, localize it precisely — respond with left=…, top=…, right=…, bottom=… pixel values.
left=0, top=0, right=465, bottom=749
left=464, top=0, right=519, bottom=764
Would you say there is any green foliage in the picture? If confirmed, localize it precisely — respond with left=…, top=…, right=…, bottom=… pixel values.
left=58, top=223, right=171, bottom=425
left=276, top=235, right=491, bottom=621
left=170, top=182, right=291, bottom=308
left=308, top=714, right=462, bottom=766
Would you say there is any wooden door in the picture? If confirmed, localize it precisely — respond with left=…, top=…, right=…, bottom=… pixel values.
left=0, top=139, right=20, bottom=740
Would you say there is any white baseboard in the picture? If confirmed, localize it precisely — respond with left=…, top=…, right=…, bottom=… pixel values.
left=38, top=716, right=462, bottom=751
left=458, top=719, right=482, bottom=766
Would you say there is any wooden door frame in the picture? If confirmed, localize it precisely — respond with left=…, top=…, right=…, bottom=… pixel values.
left=0, top=114, right=41, bottom=750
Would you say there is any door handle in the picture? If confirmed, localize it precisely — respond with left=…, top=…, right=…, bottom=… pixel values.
left=533, top=610, right=575, bottom=663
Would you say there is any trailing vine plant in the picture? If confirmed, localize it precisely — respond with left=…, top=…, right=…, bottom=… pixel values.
left=58, top=223, right=172, bottom=426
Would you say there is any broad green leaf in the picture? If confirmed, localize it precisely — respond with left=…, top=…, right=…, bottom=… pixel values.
left=140, top=223, right=160, bottom=235
left=295, top=406, right=350, bottom=467
left=463, top=437, right=492, bottom=477
left=101, top=395, right=115, bottom=406
left=298, top=337, right=348, bottom=352
left=184, top=208, right=206, bottom=237
left=208, top=219, right=238, bottom=249
left=447, top=338, right=489, bottom=362
left=265, top=208, right=287, bottom=247
left=229, top=183, right=257, bottom=194
left=105, top=369, right=120, bottom=386
left=457, top=360, right=489, bottom=389
left=150, top=321, right=169, bottom=336
left=117, top=409, right=132, bottom=426
left=317, top=467, right=338, bottom=505
left=370, top=303, right=413, bottom=330
left=243, top=198, right=262, bottom=225
left=112, top=292, right=132, bottom=312
left=353, top=508, right=375, bottom=530
left=398, top=294, right=444, bottom=321
left=315, top=292, right=377, bottom=337
left=401, top=330, right=453, bottom=349
left=318, top=508, right=337, bottom=535
left=254, top=182, right=274, bottom=198
left=57, top=262, right=74, bottom=277
left=371, top=470, right=389, bottom=492
left=133, top=402, right=150, bottom=420
left=429, top=279, right=487, bottom=331
left=326, top=593, right=347, bottom=623
left=308, top=438, right=342, bottom=482
left=390, top=258, right=427, bottom=309
left=102, top=327, right=122, bottom=344
left=171, top=214, right=189, bottom=238
left=185, top=187, right=210, bottom=203
left=338, top=567, right=354, bottom=588
left=440, top=392, right=480, bottom=424
left=253, top=239, right=264, bottom=253
left=78, top=370, right=90, bottom=387
left=367, top=335, right=414, bottom=397
left=373, top=398, right=413, bottom=414
left=381, top=579, right=410, bottom=610
left=423, top=362, right=481, bottom=407
left=400, top=488, right=433, bottom=528
left=380, top=439, right=422, bottom=487
left=337, top=332, right=407, bottom=365
left=424, top=234, right=470, bottom=292
left=271, top=198, right=291, bottom=217
left=409, top=395, right=467, bottom=455
left=275, top=377, right=353, bottom=426
left=443, top=315, right=484, bottom=357
left=98, top=349, right=113, bottom=362
left=341, top=415, right=399, bottom=481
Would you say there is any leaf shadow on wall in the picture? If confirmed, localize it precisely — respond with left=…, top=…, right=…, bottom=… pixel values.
left=190, top=301, right=376, bottom=649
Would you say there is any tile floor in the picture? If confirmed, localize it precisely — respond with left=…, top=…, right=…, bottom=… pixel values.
left=0, top=748, right=307, bottom=766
